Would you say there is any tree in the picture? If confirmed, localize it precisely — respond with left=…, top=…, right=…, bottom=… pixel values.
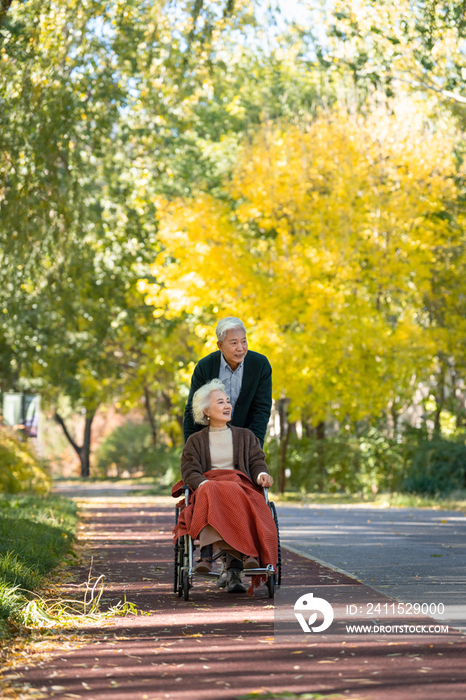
left=140, top=105, right=465, bottom=488
left=1, top=0, right=271, bottom=475
left=316, top=0, right=466, bottom=111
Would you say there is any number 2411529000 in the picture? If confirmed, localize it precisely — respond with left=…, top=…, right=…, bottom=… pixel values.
left=346, top=602, right=445, bottom=615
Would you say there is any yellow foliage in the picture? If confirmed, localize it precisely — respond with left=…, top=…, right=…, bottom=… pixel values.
left=0, top=426, right=51, bottom=494
left=141, top=107, right=463, bottom=422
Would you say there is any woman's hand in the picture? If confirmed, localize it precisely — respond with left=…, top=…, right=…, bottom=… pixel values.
left=257, top=473, right=274, bottom=488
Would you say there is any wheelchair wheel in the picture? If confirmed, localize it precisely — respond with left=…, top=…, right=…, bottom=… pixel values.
left=183, top=571, right=190, bottom=601
left=269, top=501, right=282, bottom=588
left=177, top=536, right=185, bottom=597
left=174, top=508, right=180, bottom=594
left=174, top=542, right=179, bottom=593
left=266, top=573, right=275, bottom=598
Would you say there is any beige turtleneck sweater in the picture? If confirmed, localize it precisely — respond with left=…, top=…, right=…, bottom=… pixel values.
left=197, top=425, right=267, bottom=487
left=208, top=425, right=234, bottom=469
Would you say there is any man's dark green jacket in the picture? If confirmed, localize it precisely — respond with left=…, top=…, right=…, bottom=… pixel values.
left=183, top=350, right=272, bottom=447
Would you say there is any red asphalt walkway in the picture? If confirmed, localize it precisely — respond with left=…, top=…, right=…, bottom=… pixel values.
left=2, top=494, right=466, bottom=700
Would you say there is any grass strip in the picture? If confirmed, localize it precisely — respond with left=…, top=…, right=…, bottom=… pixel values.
left=0, top=494, right=78, bottom=638
left=275, top=489, right=466, bottom=512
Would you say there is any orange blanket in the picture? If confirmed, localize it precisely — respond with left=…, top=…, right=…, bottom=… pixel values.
left=172, top=470, right=278, bottom=595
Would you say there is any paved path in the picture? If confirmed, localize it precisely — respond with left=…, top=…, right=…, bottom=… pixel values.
left=277, top=503, right=466, bottom=631
left=1, top=489, right=466, bottom=700
left=52, top=481, right=157, bottom=498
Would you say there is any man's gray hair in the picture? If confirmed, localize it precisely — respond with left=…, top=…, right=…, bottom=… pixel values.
left=192, top=379, right=228, bottom=425
left=215, top=317, right=247, bottom=343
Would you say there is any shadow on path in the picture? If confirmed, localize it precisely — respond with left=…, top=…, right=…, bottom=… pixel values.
left=2, top=488, right=466, bottom=700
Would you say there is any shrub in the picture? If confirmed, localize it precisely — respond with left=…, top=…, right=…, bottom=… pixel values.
left=265, top=423, right=466, bottom=496
left=402, top=439, right=466, bottom=495
left=95, top=421, right=181, bottom=481
left=265, top=428, right=406, bottom=495
left=0, top=426, right=51, bottom=494
left=96, top=422, right=158, bottom=477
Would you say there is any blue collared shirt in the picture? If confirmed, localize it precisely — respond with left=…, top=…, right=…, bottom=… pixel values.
left=218, top=353, right=244, bottom=416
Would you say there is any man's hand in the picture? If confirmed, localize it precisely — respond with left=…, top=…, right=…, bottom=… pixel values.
left=257, top=473, right=274, bottom=488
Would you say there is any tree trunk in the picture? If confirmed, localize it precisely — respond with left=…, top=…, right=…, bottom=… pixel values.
left=455, top=374, right=465, bottom=429
left=303, top=414, right=313, bottom=438
left=316, top=421, right=325, bottom=441
left=315, top=421, right=325, bottom=489
left=451, top=365, right=464, bottom=429
left=0, top=0, right=13, bottom=29
left=175, top=413, right=184, bottom=431
left=54, top=408, right=97, bottom=478
left=434, top=362, right=446, bottom=436
left=277, top=398, right=290, bottom=494
left=143, top=385, right=157, bottom=447
left=80, top=414, right=94, bottom=478
left=390, top=406, right=398, bottom=439
left=278, top=422, right=291, bottom=494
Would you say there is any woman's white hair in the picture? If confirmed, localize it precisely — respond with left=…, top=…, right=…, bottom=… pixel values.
left=215, top=317, right=246, bottom=343
left=192, top=379, right=228, bottom=425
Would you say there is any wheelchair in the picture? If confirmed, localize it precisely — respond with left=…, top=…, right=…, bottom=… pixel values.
left=174, top=486, right=281, bottom=601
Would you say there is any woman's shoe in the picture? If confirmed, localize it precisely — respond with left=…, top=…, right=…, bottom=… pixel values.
left=216, top=570, right=228, bottom=588
left=242, top=555, right=259, bottom=569
left=216, top=560, right=228, bottom=588
left=194, top=558, right=212, bottom=573
left=226, top=569, right=246, bottom=593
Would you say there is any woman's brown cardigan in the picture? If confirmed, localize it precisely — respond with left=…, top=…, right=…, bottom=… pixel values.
left=180, top=425, right=270, bottom=491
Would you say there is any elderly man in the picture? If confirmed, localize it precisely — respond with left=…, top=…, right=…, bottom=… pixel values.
left=183, top=317, right=272, bottom=448
left=183, top=318, right=273, bottom=593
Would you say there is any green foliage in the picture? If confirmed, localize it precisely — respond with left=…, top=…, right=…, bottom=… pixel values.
left=3, top=0, right=466, bottom=484
left=265, top=428, right=405, bottom=496
left=1, top=0, right=307, bottom=472
left=0, top=494, right=78, bottom=635
left=0, top=495, right=77, bottom=580
left=95, top=421, right=182, bottom=481
left=0, top=426, right=51, bottom=494
left=96, top=422, right=157, bottom=477
left=265, top=426, right=466, bottom=498
left=403, top=438, right=466, bottom=495
left=320, top=0, right=466, bottom=114
left=159, top=446, right=184, bottom=487
left=0, top=582, right=24, bottom=629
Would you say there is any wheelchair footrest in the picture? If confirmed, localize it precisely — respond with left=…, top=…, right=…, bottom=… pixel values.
left=189, top=570, right=221, bottom=579
left=188, top=565, right=274, bottom=578
left=242, top=567, right=275, bottom=576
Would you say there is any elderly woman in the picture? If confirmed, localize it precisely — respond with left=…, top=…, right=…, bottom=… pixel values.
left=174, top=379, right=277, bottom=594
